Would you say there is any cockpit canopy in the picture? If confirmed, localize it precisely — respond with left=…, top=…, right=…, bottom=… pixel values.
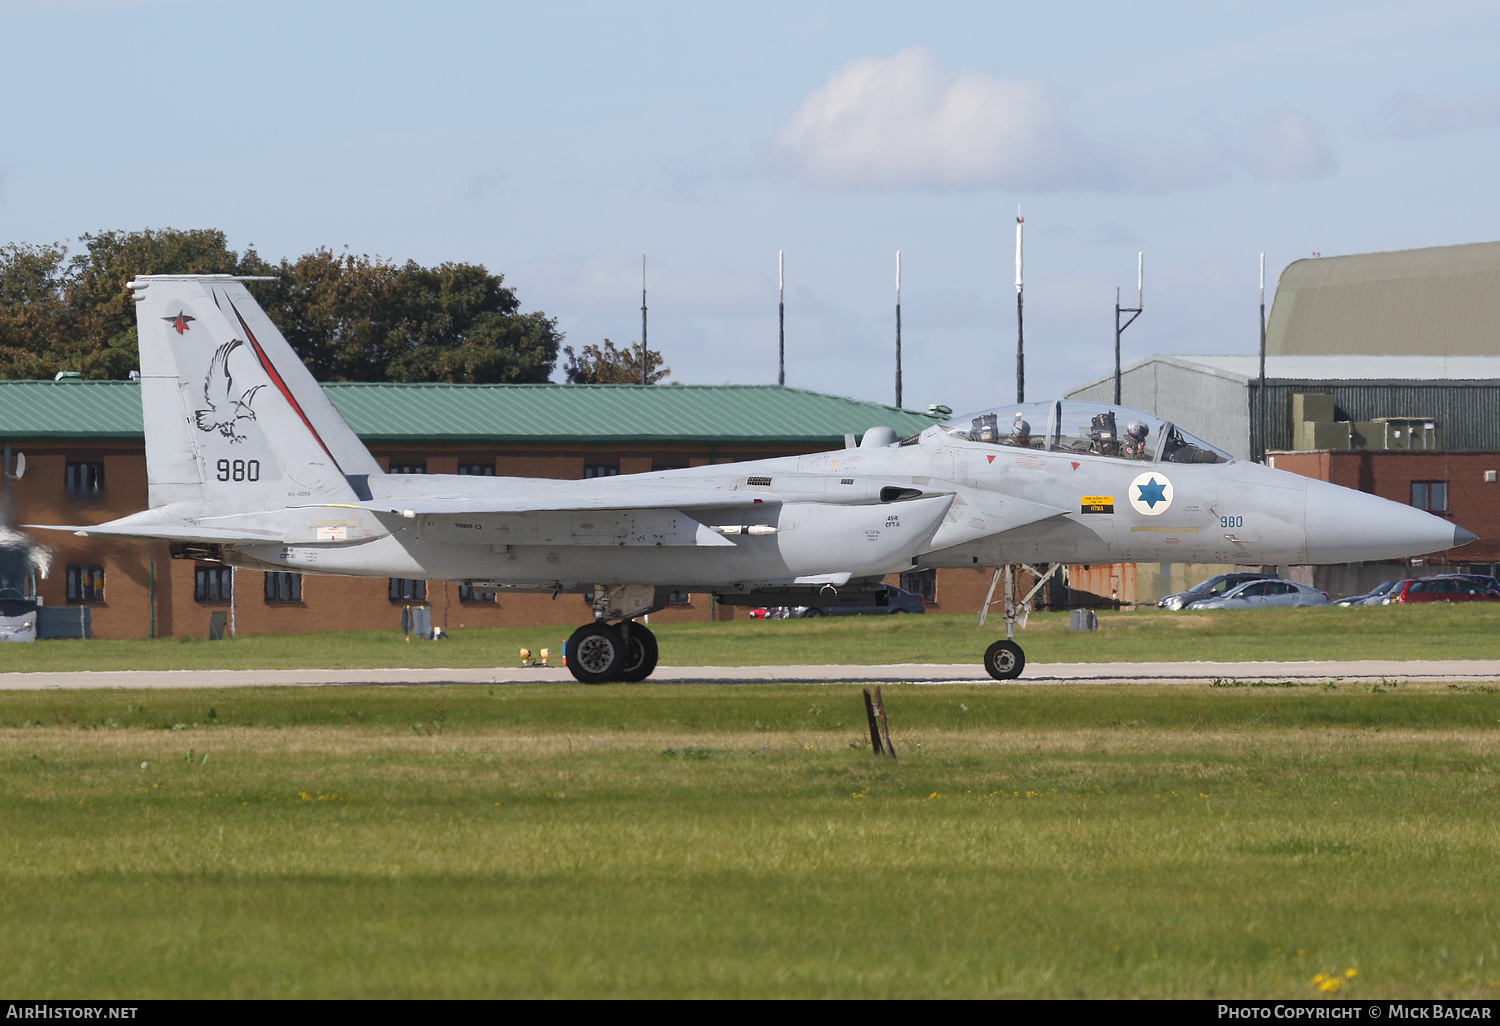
left=939, top=400, right=1233, bottom=465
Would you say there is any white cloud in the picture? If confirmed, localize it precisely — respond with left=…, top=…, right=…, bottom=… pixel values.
left=1245, top=109, right=1336, bottom=182
left=770, top=47, right=1229, bottom=193
left=770, top=47, right=1333, bottom=195
left=1381, top=90, right=1500, bottom=140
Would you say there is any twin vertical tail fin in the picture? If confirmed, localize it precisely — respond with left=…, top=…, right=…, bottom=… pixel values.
left=128, top=275, right=381, bottom=514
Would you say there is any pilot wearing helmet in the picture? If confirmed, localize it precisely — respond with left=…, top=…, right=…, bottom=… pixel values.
left=1004, top=418, right=1035, bottom=448
left=1122, top=421, right=1150, bottom=459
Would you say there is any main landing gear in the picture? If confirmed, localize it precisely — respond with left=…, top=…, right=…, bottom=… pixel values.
left=565, top=620, right=660, bottom=684
left=564, top=584, right=667, bottom=684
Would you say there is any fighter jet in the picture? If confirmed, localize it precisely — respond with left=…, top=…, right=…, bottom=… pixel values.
left=30, top=275, right=1475, bottom=682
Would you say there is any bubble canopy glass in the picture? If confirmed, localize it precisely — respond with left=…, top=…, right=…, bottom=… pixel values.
left=939, top=401, right=1233, bottom=465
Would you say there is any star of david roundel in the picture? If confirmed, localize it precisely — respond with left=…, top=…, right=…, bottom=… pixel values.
left=1128, top=472, right=1173, bottom=516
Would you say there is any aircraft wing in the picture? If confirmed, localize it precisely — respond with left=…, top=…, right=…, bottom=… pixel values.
left=26, top=523, right=282, bottom=542
left=341, top=487, right=781, bottom=518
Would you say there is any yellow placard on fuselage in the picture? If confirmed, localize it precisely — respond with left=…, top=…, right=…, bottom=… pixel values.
left=1080, top=495, right=1115, bottom=514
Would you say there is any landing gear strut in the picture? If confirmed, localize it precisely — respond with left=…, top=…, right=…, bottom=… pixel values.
left=977, top=563, right=1061, bottom=681
left=564, top=621, right=659, bottom=684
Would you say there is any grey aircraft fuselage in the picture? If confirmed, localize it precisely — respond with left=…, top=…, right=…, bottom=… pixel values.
left=30, top=274, right=1473, bottom=681
left=220, top=426, right=1458, bottom=590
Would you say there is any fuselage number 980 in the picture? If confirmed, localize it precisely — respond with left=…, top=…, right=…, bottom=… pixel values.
left=217, top=458, right=261, bottom=482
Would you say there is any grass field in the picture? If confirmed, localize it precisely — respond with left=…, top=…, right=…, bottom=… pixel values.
left=3, top=682, right=1499, bottom=998
left=3, top=604, right=1500, bottom=673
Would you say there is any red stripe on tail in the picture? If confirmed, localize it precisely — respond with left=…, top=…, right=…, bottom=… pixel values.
left=227, top=299, right=344, bottom=474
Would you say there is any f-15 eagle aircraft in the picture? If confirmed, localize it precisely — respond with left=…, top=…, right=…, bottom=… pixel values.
left=32, top=275, right=1475, bottom=682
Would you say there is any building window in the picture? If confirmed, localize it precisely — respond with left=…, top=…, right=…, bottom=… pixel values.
left=667, top=590, right=691, bottom=606
left=66, top=565, right=105, bottom=603
left=65, top=462, right=104, bottom=500
left=458, top=584, right=495, bottom=603
left=458, top=463, right=494, bottom=476
left=584, top=464, right=619, bottom=479
left=1411, top=481, right=1449, bottom=512
left=194, top=566, right=233, bottom=603
left=900, top=568, right=937, bottom=602
left=264, top=572, right=302, bottom=603
left=652, top=461, right=689, bottom=472
left=389, top=463, right=426, bottom=475
left=389, top=578, right=426, bottom=602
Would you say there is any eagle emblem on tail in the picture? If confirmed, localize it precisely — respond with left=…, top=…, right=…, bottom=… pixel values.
left=195, top=339, right=265, bottom=443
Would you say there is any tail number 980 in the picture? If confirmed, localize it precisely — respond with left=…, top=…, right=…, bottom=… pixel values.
left=1219, top=515, right=1243, bottom=528
left=217, top=459, right=261, bottom=482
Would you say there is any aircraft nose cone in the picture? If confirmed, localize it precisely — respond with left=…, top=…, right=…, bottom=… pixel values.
left=1303, top=479, right=1462, bottom=563
left=1454, top=525, right=1479, bottom=547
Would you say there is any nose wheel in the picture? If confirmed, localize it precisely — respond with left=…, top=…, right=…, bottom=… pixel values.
left=983, top=639, right=1025, bottom=680
left=566, top=621, right=658, bottom=684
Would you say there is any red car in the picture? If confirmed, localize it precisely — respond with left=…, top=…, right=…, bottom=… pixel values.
left=1390, top=576, right=1500, bottom=604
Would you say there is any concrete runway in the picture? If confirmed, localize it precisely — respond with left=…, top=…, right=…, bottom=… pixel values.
left=2, top=659, right=1499, bottom=690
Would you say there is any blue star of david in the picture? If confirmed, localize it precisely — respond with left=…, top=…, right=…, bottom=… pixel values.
left=1136, top=477, right=1168, bottom=508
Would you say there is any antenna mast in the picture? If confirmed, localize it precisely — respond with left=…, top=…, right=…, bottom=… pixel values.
left=778, top=251, right=785, bottom=387
left=1113, top=252, right=1143, bottom=405
left=1258, top=253, right=1268, bottom=462
left=1015, top=212, right=1024, bottom=403
left=640, top=255, right=648, bottom=386
left=895, top=251, right=903, bottom=407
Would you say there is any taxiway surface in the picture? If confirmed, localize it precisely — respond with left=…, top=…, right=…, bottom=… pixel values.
left=2, top=659, right=1499, bottom=690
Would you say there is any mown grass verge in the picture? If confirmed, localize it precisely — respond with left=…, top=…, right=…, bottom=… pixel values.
left=3, top=603, right=1500, bottom=673
left=2, top=682, right=1498, bottom=997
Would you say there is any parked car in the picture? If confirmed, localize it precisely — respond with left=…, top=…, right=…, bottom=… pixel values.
left=1186, top=579, right=1329, bottom=610
left=1388, top=576, right=1500, bottom=605
left=1159, top=572, right=1279, bottom=611
left=1333, top=579, right=1405, bottom=607
left=791, top=583, right=926, bottom=618
left=1452, top=573, right=1500, bottom=593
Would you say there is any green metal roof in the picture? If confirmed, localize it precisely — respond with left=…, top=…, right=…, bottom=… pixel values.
left=0, top=380, right=942, bottom=446
left=0, top=379, right=148, bottom=440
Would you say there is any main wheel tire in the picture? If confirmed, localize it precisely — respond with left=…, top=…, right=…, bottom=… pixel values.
left=566, top=623, right=625, bottom=684
left=617, top=624, right=659, bottom=683
left=983, top=639, right=1026, bottom=680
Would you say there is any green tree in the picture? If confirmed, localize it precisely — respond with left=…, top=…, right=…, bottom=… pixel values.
left=562, top=339, right=670, bottom=384
left=0, top=242, right=72, bottom=379
left=0, top=228, right=560, bottom=383
left=259, top=250, right=561, bottom=383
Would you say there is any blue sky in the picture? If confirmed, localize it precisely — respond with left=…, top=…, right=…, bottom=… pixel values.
left=3, top=0, right=1499, bottom=414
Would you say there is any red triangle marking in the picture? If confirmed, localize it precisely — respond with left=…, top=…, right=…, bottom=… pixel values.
left=986, top=454, right=996, bottom=464
left=1071, top=461, right=1080, bottom=470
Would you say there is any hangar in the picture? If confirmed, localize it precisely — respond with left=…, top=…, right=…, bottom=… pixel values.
left=1064, top=239, right=1500, bottom=606
left=1065, top=354, right=1500, bottom=460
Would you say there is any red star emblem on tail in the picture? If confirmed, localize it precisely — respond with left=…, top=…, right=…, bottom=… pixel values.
left=162, top=312, right=195, bottom=334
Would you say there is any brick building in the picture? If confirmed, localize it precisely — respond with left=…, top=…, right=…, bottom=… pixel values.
left=4, top=378, right=1012, bottom=638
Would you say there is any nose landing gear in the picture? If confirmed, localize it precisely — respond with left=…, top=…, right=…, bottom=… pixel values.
left=983, top=639, right=1025, bottom=680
